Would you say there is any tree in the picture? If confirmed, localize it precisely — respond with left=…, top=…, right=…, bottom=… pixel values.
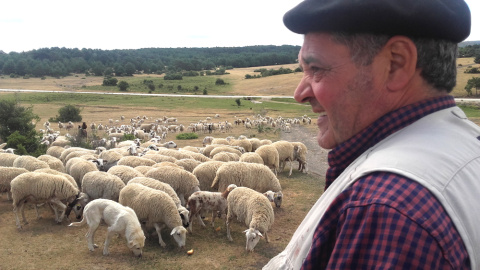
left=0, top=100, right=43, bottom=155
left=2, top=60, right=16, bottom=75
left=235, top=98, right=242, bottom=107
left=53, top=104, right=82, bottom=122
left=118, top=81, right=129, bottom=91
left=124, top=62, right=136, bottom=76
left=465, top=77, right=480, bottom=96
left=102, top=77, right=118, bottom=86
left=215, top=78, right=226, bottom=85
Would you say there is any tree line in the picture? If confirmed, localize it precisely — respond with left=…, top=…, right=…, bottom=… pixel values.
left=0, top=45, right=300, bottom=78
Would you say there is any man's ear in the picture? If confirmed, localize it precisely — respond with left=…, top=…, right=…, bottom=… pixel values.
left=384, top=36, right=418, bottom=92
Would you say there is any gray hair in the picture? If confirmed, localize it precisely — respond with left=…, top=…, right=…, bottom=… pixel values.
left=330, top=33, right=457, bottom=93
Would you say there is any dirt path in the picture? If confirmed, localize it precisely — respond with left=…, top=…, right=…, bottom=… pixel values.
left=280, top=124, right=330, bottom=178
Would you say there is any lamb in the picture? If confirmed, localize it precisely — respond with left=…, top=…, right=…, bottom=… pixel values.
left=211, top=162, right=283, bottom=207
left=239, top=152, right=264, bottom=165
left=212, top=152, right=240, bottom=162
left=37, top=154, right=65, bottom=173
left=255, top=144, right=280, bottom=175
left=11, top=172, right=80, bottom=229
left=117, top=156, right=156, bottom=168
left=187, top=184, right=237, bottom=232
left=68, top=199, right=145, bottom=257
left=0, top=167, right=29, bottom=200
left=192, top=161, right=225, bottom=191
left=127, top=177, right=190, bottom=229
left=119, top=183, right=187, bottom=248
left=174, top=159, right=202, bottom=173
left=226, top=187, right=275, bottom=252
left=0, top=153, right=19, bottom=167
left=107, top=165, right=145, bottom=184
left=13, top=155, right=50, bottom=171
left=145, top=166, right=200, bottom=206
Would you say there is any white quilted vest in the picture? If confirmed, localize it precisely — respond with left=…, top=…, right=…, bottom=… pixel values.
left=264, top=106, right=480, bottom=270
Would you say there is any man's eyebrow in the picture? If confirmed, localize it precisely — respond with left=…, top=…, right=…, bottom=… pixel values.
left=301, top=55, right=318, bottom=65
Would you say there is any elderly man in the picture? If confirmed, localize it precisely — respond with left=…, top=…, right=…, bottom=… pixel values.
left=265, top=0, right=480, bottom=269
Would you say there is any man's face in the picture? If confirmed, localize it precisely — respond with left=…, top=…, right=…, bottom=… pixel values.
left=295, top=32, right=382, bottom=149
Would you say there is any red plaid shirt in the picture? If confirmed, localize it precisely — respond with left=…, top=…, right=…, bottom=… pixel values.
left=302, top=96, right=470, bottom=269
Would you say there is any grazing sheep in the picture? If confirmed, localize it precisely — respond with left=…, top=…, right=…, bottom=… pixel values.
left=11, top=172, right=80, bottom=229
left=211, top=162, right=283, bottom=207
left=239, top=152, right=264, bottom=165
left=119, top=183, right=187, bottom=248
left=127, top=177, right=190, bottom=229
left=13, top=155, right=50, bottom=171
left=0, top=153, right=20, bottom=167
left=117, top=156, right=156, bottom=168
left=51, top=139, right=71, bottom=147
left=68, top=158, right=100, bottom=188
left=212, top=152, right=240, bottom=162
left=145, top=166, right=200, bottom=206
left=152, top=162, right=184, bottom=169
left=255, top=144, right=280, bottom=175
left=37, top=154, right=65, bottom=173
left=187, top=184, right=237, bottom=232
left=291, top=142, right=308, bottom=173
left=211, top=138, right=230, bottom=145
left=226, top=187, right=274, bottom=252
left=59, top=147, right=93, bottom=163
left=179, top=151, right=211, bottom=163
left=98, top=149, right=123, bottom=164
left=46, top=146, right=66, bottom=159
left=155, top=148, right=193, bottom=160
left=192, top=161, right=225, bottom=191
left=68, top=199, right=145, bottom=257
left=0, top=167, right=29, bottom=200
left=134, top=165, right=154, bottom=175
left=174, top=159, right=202, bottom=173
left=230, top=139, right=253, bottom=152
left=64, top=151, right=98, bottom=165
left=248, top=138, right=262, bottom=152
left=141, top=154, right=177, bottom=163
left=271, top=140, right=296, bottom=176
left=35, top=168, right=78, bottom=188
left=209, top=146, right=243, bottom=158
left=81, top=171, right=126, bottom=203
left=107, top=165, right=145, bottom=185
left=180, top=146, right=200, bottom=153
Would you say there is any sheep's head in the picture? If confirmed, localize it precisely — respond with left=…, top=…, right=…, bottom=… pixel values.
left=244, top=228, right=263, bottom=252
left=164, top=141, right=177, bottom=148
left=171, top=226, right=187, bottom=248
left=263, top=190, right=283, bottom=208
left=178, top=206, right=190, bottom=231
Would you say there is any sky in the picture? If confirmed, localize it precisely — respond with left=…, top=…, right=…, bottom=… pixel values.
left=1, top=0, right=479, bottom=53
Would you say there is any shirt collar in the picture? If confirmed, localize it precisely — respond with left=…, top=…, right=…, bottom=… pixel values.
left=325, top=95, right=456, bottom=190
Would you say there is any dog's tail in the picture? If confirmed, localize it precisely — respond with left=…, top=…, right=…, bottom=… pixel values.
left=68, top=217, right=86, bottom=227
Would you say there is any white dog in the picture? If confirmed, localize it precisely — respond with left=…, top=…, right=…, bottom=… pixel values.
left=69, top=199, right=145, bottom=257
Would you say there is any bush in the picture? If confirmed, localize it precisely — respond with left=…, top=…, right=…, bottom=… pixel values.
left=6, top=130, right=46, bottom=157
left=102, top=77, right=118, bottom=86
left=215, top=78, right=226, bottom=85
left=118, top=81, right=129, bottom=91
left=176, top=133, right=198, bottom=140
left=164, top=73, right=183, bottom=80
left=51, top=105, right=82, bottom=122
left=235, top=98, right=242, bottom=106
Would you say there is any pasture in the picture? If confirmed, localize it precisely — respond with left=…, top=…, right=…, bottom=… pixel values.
left=0, top=60, right=479, bottom=269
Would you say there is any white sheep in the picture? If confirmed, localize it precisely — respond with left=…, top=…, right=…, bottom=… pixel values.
left=37, top=154, right=66, bottom=173
left=209, top=146, right=243, bottom=158
left=239, top=152, right=265, bottom=165
left=127, top=177, right=190, bottom=230
left=13, top=155, right=50, bottom=171
left=187, top=184, right=237, bottom=232
left=212, top=152, right=240, bottom=162
left=0, top=153, right=19, bottom=167
left=35, top=168, right=78, bottom=188
left=211, top=162, right=283, bottom=207
left=226, top=187, right=274, bottom=252
left=145, top=166, right=200, bottom=206
left=192, top=161, right=225, bottom=191
left=67, top=158, right=100, bottom=187
left=11, top=172, right=80, bottom=229
left=0, top=167, right=29, bottom=200
left=229, top=138, right=253, bottom=152
left=271, top=140, right=296, bottom=176
left=155, top=148, right=193, bottom=160
left=178, top=151, right=212, bottom=163
left=98, top=149, right=123, bottom=164
left=81, top=171, right=126, bottom=203
left=291, top=142, right=308, bottom=173
left=45, top=146, right=65, bottom=159
left=107, top=165, right=145, bottom=184
left=119, top=183, right=187, bottom=248
left=134, top=165, right=154, bottom=175
left=141, top=154, right=177, bottom=163
left=174, top=158, right=202, bottom=173
left=255, top=144, right=280, bottom=175
left=117, top=156, right=156, bottom=168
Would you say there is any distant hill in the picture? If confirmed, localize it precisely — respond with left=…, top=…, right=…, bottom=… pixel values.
left=459, top=40, right=480, bottom=47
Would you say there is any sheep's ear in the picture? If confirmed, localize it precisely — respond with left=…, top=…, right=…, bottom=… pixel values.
left=258, top=232, right=264, bottom=238
left=171, top=227, right=178, bottom=235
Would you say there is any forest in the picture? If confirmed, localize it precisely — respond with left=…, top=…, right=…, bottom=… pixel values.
left=0, top=45, right=300, bottom=78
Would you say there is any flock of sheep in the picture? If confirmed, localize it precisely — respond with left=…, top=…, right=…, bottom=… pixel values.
left=0, top=113, right=310, bottom=258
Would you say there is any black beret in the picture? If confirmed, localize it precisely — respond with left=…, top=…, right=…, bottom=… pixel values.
left=284, top=0, right=471, bottom=43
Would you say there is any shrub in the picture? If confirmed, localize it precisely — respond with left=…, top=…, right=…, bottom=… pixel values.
left=215, top=78, right=226, bottom=85
left=51, top=105, right=82, bottom=122
left=235, top=98, right=242, bottom=106
left=176, top=133, right=198, bottom=140
left=102, top=76, right=118, bottom=86
left=118, top=81, right=129, bottom=91
left=164, top=73, right=183, bottom=80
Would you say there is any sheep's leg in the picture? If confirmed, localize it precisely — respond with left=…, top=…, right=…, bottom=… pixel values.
left=288, top=159, right=293, bottom=176
left=13, top=201, right=25, bottom=229
left=19, top=201, right=28, bottom=225
left=153, top=223, right=167, bottom=247
left=179, top=195, right=186, bottom=206
left=34, top=204, right=42, bottom=220
left=264, top=232, right=270, bottom=243
left=7, top=191, right=12, bottom=201
left=49, top=198, right=67, bottom=223
left=211, top=211, right=217, bottom=228
left=226, top=215, right=233, bottom=241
